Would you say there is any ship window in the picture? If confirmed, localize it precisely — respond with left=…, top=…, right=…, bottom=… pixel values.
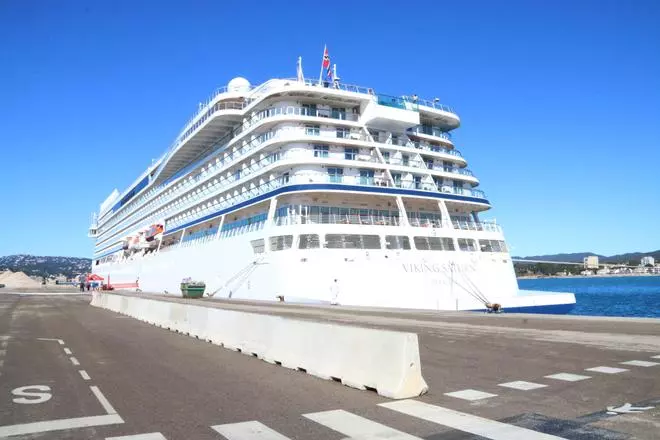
left=336, top=127, right=350, bottom=138
left=251, top=239, right=265, bottom=254
left=478, top=239, right=505, bottom=252
left=414, top=236, right=455, bottom=251
left=458, top=238, right=477, bottom=252
left=269, top=235, right=293, bottom=251
left=313, top=145, right=329, bottom=158
left=327, top=167, right=343, bottom=183
left=299, top=234, right=320, bottom=249
left=331, top=107, right=346, bottom=119
left=382, top=151, right=390, bottom=163
left=324, top=234, right=381, bottom=249
left=385, top=235, right=411, bottom=250
left=302, top=104, right=317, bottom=116
left=344, top=147, right=358, bottom=160
left=305, top=125, right=320, bottom=136
left=402, top=154, right=409, bottom=166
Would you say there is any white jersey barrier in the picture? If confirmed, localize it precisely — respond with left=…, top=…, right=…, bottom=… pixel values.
left=90, top=292, right=428, bottom=399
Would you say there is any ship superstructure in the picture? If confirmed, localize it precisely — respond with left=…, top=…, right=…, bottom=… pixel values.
left=89, top=58, right=575, bottom=312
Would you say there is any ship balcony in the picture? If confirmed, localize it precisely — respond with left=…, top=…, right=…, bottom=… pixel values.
left=406, top=126, right=453, bottom=144
left=415, top=98, right=461, bottom=130
left=361, top=95, right=420, bottom=129
left=272, top=209, right=499, bottom=233
left=376, top=138, right=466, bottom=165
left=164, top=169, right=489, bottom=232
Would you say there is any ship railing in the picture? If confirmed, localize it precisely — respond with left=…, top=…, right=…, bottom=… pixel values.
left=375, top=135, right=461, bottom=157
left=275, top=213, right=402, bottom=227
left=407, top=126, right=453, bottom=141
left=432, top=165, right=474, bottom=176
left=283, top=78, right=375, bottom=95
left=164, top=172, right=488, bottom=232
left=115, top=127, right=375, bottom=238
left=407, top=218, right=448, bottom=228
left=414, top=98, right=455, bottom=114
left=452, top=220, right=501, bottom=233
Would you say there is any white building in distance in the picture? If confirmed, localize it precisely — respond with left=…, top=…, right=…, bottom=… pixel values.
left=641, top=256, right=655, bottom=266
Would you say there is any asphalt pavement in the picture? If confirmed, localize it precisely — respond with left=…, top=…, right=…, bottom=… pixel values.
left=0, top=292, right=659, bottom=439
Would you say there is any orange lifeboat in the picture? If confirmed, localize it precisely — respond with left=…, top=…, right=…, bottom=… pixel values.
left=145, top=224, right=164, bottom=242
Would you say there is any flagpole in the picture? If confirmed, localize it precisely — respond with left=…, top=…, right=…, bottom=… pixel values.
left=318, top=44, right=326, bottom=86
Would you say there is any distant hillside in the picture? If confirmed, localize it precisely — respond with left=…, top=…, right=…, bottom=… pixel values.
left=515, top=250, right=660, bottom=265
left=0, top=255, right=91, bottom=279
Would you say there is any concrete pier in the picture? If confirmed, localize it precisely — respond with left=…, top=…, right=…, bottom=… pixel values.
left=0, top=289, right=658, bottom=439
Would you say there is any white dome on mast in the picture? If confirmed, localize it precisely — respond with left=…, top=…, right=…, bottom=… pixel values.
left=227, top=77, right=251, bottom=93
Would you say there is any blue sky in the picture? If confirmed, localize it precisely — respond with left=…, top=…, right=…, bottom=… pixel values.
left=1, top=0, right=658, bottom=258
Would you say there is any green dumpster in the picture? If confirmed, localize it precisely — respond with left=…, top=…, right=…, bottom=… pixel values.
left=180, top=282, right=206, bottom=298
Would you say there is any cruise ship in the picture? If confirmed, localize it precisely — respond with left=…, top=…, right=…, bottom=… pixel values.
left=89, top=56, right=576, bottom=313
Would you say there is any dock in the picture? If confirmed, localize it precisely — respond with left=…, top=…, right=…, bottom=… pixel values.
left=0, top=289, right=658, bottom=439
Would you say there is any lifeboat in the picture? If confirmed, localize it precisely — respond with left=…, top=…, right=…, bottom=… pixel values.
left=129, top=235, right=140, bottom=251
left=145, top=224, right=164, bottom=242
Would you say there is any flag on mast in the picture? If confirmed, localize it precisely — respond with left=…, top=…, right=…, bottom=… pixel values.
left=318, top=45, right=331, bottom=85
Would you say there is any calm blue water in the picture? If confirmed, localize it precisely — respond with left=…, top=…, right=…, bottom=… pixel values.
left=518, top=276, right=660, bottom=318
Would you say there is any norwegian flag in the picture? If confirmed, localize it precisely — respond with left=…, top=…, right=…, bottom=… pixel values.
left=319, top=45, right=333, bottom=84
left=322, top=45, right=330, bottom=69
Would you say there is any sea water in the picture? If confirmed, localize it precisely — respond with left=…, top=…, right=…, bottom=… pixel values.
left=518, top=276, right=660, bottom=318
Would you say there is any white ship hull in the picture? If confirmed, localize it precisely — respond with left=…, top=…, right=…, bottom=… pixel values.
left=94, top=225, right=575, bottom=313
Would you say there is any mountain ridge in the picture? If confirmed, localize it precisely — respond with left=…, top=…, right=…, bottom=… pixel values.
left=514, top=250, right=660, bottom=264
left=0, top=254, right=91, bottom=279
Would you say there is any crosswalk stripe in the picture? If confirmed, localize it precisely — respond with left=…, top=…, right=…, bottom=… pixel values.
left=304, top=409, right=421, bottom=439
left=380, top=400, right=567, bottom=440
left=620, top=360, right=659, bottom=367
left=211, top=421, right=291, bottom=440
left=106, top=433, right=167, bottom=440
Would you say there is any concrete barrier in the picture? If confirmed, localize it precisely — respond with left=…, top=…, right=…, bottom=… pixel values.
left=90, top=292, right=428, bottom=399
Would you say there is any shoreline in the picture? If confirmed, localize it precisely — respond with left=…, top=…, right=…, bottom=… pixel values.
left=518, top=273, right=660, bottom=280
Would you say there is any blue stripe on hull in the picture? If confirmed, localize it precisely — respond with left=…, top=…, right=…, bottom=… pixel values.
left=472, top=303, right=575, bottom=315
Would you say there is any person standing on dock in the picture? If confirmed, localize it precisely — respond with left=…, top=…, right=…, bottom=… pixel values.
left=330, top=279, right=340, bottom=305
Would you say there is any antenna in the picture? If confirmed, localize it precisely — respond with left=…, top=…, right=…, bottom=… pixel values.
left=297, top=56, right=305, bottom=82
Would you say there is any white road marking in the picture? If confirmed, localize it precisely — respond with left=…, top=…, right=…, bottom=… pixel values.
left=444, top=389, right=498, bottom=401
left=90, top=386, right=118, bottom=415
left=381, top=400, right=567, bottom=440
left=652, top=355, right=660, bottom=359
left=585, top=366, right=628, bottom=374
left=79, top=370, right=91, bottom=380
left=304, top=409, right=421, bottom=439
left=0, top=360, right=4, bottom=368
left=212, top=421, right=292, bottom=439
left=0, top=414, right=123, bottom=437
left=1, top=340, right=7, bottom=348
left=106, top=433, right=167, bottom=440
left=498, top=381, right=547, bottom=391
left=37, top=338, right=65, bottom=345
left=544, top=373, right=590, bottom=382
left=0, top=349, right=6, bottom=357
left=620, top=360, right=659, bottom=367
left=12, top=385, right=52, bottom=404
left=64, top=348, right=72, bottom=355
left=0, top=335, right=9, bottom=341
left=70, top=357, right=80, bottom=366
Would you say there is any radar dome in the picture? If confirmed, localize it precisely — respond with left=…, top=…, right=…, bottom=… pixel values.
left=227, top=77, right=251, bottom=93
